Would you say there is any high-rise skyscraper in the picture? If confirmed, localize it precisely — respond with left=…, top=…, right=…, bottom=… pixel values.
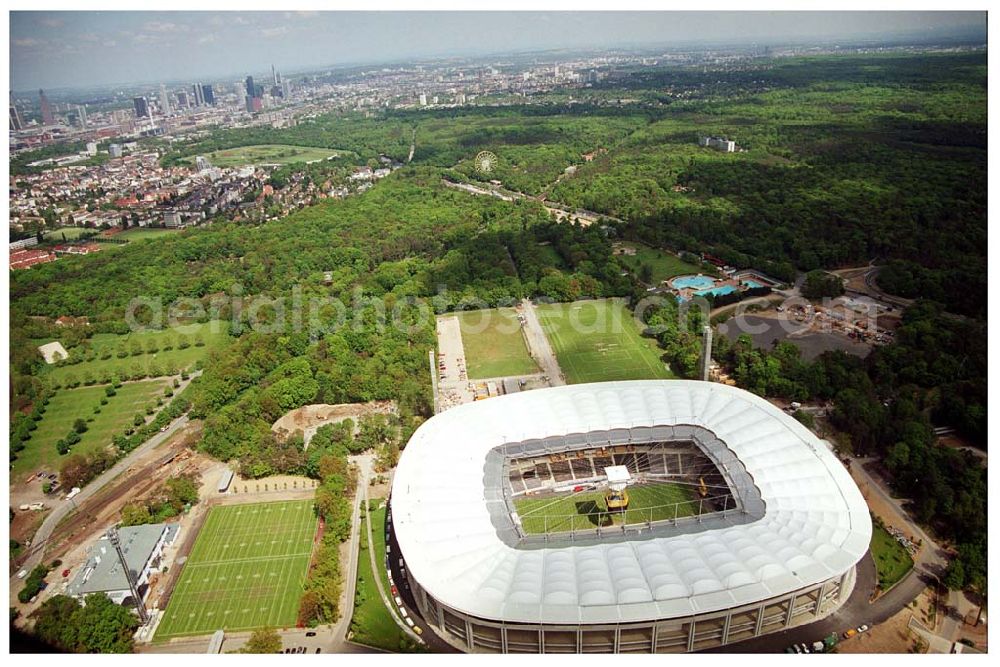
left=10, top=101, right=23, bottom=131
left=201, top=84, right=215, bottom=106
left=133, top=96, right=150, bottom=119
left=76, top=105, right=88, bottom=128
left=159, top=84, right=171, bottom=115
left=271, top=64, right=280, bottom=87
left=39, top=89, right=54, bottom=125
left=234, top=80, right=247, bottom=108
left=176, top=90, right=189, bottom=108
left=192, top=83, right=204, bottom=106
left=245, top=75, right=259, bottom=113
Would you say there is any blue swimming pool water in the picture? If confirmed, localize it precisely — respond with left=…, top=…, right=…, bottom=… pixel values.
left=695, top=285, right=738, bottom=298
left=671, top=275, right=716, bottom=290
left=742, top=279, right=763, bottom=289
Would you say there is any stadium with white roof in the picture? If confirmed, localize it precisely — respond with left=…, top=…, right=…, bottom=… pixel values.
left=390, top=380, right=871, bottom=653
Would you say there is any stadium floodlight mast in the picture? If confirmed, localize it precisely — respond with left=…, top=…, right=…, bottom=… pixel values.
left=107, top=526, right=150, bottom=624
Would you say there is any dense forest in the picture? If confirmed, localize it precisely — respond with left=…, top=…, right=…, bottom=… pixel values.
left=554, top=54, right=987, bottom=316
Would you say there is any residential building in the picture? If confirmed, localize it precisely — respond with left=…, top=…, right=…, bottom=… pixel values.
left=9, top=237, right=38, bottom=251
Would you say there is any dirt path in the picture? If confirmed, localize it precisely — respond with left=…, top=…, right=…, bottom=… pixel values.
left=518, top=299, right=565, bottom=386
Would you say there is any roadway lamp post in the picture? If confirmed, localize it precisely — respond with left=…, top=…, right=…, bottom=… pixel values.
left=107, top=527, right=150, bottom=624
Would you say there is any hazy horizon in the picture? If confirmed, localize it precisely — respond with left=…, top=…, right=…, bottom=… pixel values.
left=10, top=11, right=988, bottom=91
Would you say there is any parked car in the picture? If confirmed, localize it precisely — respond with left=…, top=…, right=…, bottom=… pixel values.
left=858, top=624, right=870, bottom=634
left=314, top=648, right=321, bottom=654
left=16, top=569, right=28, bottom=579
left=61, top=569, right=71, bottom=578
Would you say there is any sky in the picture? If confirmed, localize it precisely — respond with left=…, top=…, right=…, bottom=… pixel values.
left=10, top=10, right=988, bottom=91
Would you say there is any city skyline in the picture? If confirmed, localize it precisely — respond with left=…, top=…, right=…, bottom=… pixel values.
left=10, top=10, right=988, bottom=90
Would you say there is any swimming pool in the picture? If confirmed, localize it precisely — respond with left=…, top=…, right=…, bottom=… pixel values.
left=695, top=285, right=738, bottom=298
left=671, top=275, right=716, bottom=290
left=742, top=280, right=763, bottom=289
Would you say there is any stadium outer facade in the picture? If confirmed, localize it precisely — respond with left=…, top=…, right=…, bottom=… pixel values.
left=390, top=380, right=871, bottom=653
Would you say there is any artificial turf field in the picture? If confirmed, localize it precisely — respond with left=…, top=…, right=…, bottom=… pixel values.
left=456, top=308, right=539, bottom=379
left=535, top=298, right=673, bottom=384
left=513, top=481, right=700, bottom=534
left=155, top=500, right=318, bottom=639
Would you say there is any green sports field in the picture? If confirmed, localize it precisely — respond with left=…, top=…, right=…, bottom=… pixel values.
left=188, top=144, right=347, bottom=167
left=456, top=308, right=539, bottom=379
left=118, top=227, right=179, bottom=242
left=535, top=298, right=673, bottom=384
left=155, top=500, right=318, bottom=640
left=514, top=481, right=700, bottom=534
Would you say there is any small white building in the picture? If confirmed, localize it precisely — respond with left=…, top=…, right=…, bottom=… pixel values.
left=38, top=341, right=69, bottom=364
left=699, top=136, right=737, bottom=152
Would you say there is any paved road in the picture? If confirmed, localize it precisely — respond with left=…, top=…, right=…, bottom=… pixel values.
left=325, top=453, right=374, bottom=649
left=12, top=406, right=194, bottom=580
left=518, top=299, right=564, bottom=386
left=383, top=501, right=460, bottom=654
left=852, top=457, right=949, bottom=578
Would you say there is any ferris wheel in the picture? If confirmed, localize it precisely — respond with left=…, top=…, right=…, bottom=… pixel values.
left=474, top=150, right=498, bottom=174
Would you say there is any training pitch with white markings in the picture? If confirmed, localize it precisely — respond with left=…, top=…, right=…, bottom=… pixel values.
left=155, top=500, right=318, bottom=640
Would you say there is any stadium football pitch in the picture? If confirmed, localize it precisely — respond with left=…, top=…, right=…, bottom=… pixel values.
left=155, top=500, right=318, bottom=639
left=535, top=298, right=674, bottom=384
left=513, top=481, right=701, bottom=534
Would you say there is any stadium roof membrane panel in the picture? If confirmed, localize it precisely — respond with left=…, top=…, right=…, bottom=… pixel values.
left=391, top=380, right=871, bottom=625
